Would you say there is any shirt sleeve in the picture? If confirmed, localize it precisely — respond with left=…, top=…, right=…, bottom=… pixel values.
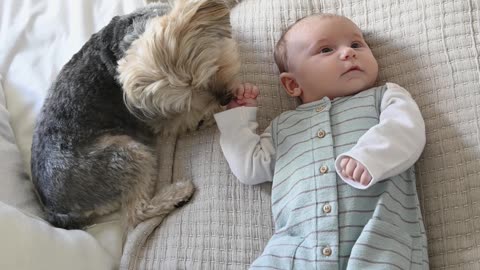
left=334, top=83, right=426, bottom=189
left=214, top=106, right=275, bottom=185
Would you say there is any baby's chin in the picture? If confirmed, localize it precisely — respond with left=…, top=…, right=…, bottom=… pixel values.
left=337, top=79, right=376, bottom=97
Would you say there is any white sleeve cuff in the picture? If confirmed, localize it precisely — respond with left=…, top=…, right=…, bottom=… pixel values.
left=214, top=106, right=275, bottom=185
left=214, top=106, right=258, bottom=135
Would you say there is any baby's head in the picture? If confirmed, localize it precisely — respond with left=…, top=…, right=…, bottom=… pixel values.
left=274, top=14, right=378, bottom=103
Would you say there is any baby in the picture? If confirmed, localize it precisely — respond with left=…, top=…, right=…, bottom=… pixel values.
left=215, top=14, right=428, bottom=269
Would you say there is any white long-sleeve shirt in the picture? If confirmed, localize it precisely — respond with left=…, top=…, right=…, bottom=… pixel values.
left=214, top=82, right=426, bottom=189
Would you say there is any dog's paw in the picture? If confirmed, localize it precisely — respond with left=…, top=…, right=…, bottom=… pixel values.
left=172, top=180, right=195, bottom=208
left=151, top=180, right=195, bottom=207
left=128, top=181, right=195, bottom=226
left=174, top=189, right=194, bottom=208
left=174, top=199, right=189, bottom=208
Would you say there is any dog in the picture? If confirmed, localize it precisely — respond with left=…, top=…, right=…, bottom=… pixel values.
left=30, top=0, right=240, bottom=229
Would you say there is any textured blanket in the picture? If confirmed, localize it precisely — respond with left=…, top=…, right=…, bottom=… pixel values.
left=121, top=0, right=480, bottom=269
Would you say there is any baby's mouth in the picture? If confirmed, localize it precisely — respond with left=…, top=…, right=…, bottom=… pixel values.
left=342, top=65, right=362, bottom=75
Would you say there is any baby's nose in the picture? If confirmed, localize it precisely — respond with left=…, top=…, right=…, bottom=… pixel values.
left=340, top=47, right=356, bottom=60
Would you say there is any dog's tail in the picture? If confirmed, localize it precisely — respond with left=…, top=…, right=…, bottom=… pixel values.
left=45, top=209, right=90, bottom=230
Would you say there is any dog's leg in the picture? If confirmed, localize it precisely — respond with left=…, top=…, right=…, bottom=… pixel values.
left=76, top=134, right=159, bottom=228
left=125, top=135, right=195, bottom=227
left=32, top=134, right=157, bottom=229
left=128, top=180, right=194, bottom=226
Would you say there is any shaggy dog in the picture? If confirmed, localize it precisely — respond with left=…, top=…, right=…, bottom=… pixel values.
left=30, top=0, right=240, bottom=229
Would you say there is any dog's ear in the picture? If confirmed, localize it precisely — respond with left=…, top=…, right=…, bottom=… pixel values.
left=191, top=0, right=231, bottom=36
left=172, top=0, right=231, bottom=38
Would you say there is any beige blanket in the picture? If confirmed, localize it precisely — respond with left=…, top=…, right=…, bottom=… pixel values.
left=122, top=0, right=480, bottom=269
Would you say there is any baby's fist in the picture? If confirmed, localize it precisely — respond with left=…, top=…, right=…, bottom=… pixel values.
left=339, top=157, right=372, bottom=186
left=227, top=83, right=259, bottom=109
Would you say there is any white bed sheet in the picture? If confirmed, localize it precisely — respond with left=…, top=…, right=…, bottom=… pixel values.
left=0, top=1, right=147, bottom=269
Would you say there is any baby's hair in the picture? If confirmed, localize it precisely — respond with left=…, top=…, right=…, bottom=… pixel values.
left=274, top=13, right=344, bottom=73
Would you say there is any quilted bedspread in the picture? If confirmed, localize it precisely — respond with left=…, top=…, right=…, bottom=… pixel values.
left=120, top=0, right=480, bottom=270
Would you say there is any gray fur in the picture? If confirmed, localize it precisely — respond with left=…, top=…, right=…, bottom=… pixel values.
left=30, top=3, right=183, bottom=229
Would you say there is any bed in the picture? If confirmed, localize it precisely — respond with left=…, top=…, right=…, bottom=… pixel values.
left=1, top=0, right=479, bottom=269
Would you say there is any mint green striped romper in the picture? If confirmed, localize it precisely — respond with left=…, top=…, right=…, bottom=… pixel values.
left=249, top=86, right=428, bottom=270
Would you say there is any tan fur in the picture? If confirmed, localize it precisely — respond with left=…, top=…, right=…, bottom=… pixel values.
left=115, top=0, right=239, bottom=227
left=118, top=0, right=240, bottom=136
left=95, top=135, right=136, bottom=149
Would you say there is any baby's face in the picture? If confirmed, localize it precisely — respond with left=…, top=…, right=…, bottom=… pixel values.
left=286, top=16, right=378, bottom=103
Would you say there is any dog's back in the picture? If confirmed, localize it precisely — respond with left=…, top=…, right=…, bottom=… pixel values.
left=31, top=0, right=239, bottom=229
left=31, top=5, right=169, bottom=228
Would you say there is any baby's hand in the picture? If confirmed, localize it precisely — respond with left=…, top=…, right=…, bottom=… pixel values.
left=226, top=83, right=259, bottom=109
left=339, top=157, right=372, bottom=186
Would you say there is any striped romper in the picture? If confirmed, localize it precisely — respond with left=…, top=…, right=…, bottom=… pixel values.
left=215, top=83, right=429, bottom=270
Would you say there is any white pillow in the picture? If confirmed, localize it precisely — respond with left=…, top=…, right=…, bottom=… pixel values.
left=0, top=75, right=42, bottom=216
left=0, top=71, right=123, bottom=270
left=0, top=202, right=117, bottom=270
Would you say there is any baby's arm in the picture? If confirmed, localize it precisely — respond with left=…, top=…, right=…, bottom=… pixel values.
left=335, top=83, right=426, bottom=189
left=215, top=83, right=275, bottom=185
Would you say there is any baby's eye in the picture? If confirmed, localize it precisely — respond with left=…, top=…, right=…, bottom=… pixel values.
left=351, top=42, right=363, bottom=48
left=320, top=47, right=333, bottom=54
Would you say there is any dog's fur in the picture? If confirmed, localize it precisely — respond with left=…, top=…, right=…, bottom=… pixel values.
left=31, top=0, right=240, bottom=229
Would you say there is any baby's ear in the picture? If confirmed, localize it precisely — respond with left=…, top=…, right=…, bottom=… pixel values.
left=280, top=73, right=302, bottom=97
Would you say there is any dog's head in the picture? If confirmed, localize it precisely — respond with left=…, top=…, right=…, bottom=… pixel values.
left=117, top=0, right=240, bottom=135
